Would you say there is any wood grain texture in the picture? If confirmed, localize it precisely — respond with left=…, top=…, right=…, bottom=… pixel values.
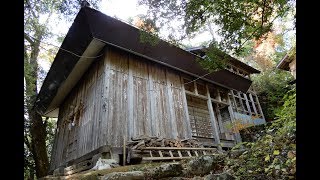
left=50, top=46, right=264, bottom=171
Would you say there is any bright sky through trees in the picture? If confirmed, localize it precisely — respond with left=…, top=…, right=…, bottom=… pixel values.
left=38, top=0, right=295, bottom=74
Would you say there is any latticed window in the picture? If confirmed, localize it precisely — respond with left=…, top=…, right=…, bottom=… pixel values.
left=186, top=95, right=214, bottom=138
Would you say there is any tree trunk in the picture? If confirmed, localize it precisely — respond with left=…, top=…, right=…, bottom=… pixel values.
left=25, top=34, right=50, bottom=178
left=29, top=110, right=49, bottom=178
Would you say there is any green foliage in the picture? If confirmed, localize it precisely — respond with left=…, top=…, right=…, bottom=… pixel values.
left=58, top=0, right=100, bottom=20
left=226, top=88, right=296, bottom=179
left=196, top=43, right=229, bottom=72
left=139, top=30, right=160, bottom=46
left=251, top=69, right=294, bottom=121
left=45, top=117, right=58, bottom=159
left=24, top=0, right=102, bottom=178
left=138, top=0, right=296, bottom=55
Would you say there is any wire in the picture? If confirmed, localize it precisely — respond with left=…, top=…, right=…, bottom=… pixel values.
left=183, top=71, right=212, bottom=85
left=146, top=71, right=213, bottom=91
left=29, top=34, right=213, bottom=95
left=26, top=34, right=105, bottom=59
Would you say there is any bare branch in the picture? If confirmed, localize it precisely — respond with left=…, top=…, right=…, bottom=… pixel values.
left=25, top=0, right=38, bottom=19
left=261, top=0, right=267, bottom=27
left=24, top=32, right=34, bottom=45
left=24, top=134, right=33, bottom=153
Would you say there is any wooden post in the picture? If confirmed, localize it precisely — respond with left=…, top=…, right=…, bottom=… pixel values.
left=227, top=91, right=242, bottom=143
left=123, top=135, right=126, bottom=166
left=214, top=104, right=224, bottom=134
left=237, top=91, right=246, bottom=113
left=194, top=81, right=198, bottom=95
left=181, top=77, right=193, bottom=138
left=248, top=93, right=258, bottom=115
left=243, top=93, right=252, bottom=116
left=253, top=93, right=265, bottom=120
left=230, top=90, right=238, bottom=113
left=216, top=89, right=222, bottom=102
left=206, top=85, right=222, bottom=151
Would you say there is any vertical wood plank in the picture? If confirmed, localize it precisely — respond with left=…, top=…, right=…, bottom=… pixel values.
left=148, top=63, right=156, bottom=136
left=127, top=55, right=134, bottom=139
left=181, top=77, right=193, bottom=138
left=165, top=69, right=178, bottom=138
left=102, top=49, right=110, bottom=147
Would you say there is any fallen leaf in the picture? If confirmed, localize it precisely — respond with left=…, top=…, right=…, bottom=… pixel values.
left=265, top=155, right=270, bottom=161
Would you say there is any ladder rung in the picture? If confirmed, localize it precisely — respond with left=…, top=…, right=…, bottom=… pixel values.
left=149, top=150, right=153, bottom=157
left=177, top=150, right=182, bottom=157
left=195, top=151, right=199, bottom=157
left=187, top=151, right=192, bottom=157
left=203, top=151, right=207, bottom=155
left=169, top=150, right=174, bottom=157
left=158, top=150, right=163, bottom=157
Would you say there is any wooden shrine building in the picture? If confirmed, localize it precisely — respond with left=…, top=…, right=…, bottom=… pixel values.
left=34, top=6, right=266, bottom=174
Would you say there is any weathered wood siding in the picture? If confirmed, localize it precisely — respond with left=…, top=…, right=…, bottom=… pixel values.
left=50, top=55, right=105, bottom=170
left=50, top=47, right=190, bottom=170
left=50, top=46, right=266, bottom=171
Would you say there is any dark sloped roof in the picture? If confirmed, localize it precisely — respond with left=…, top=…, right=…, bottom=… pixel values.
left=34, top=7, right=260, bottom=116
left=186, top=46, right=260, bottom=74
left=276, top=46, right=296, bottom=71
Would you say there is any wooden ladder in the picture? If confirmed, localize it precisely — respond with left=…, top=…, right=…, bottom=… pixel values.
left=137, top=147, right=218, bottom=161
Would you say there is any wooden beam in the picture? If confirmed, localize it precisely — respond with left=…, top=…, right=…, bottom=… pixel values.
left=211, top=98, right=229, bottom=106
left=142, top=147, right=217, bottom=150
left=206, top=84, right=222, bottom=151
left=185, top=91, right=208, bottom=100
left=143, top=156, right=192, bottom=161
